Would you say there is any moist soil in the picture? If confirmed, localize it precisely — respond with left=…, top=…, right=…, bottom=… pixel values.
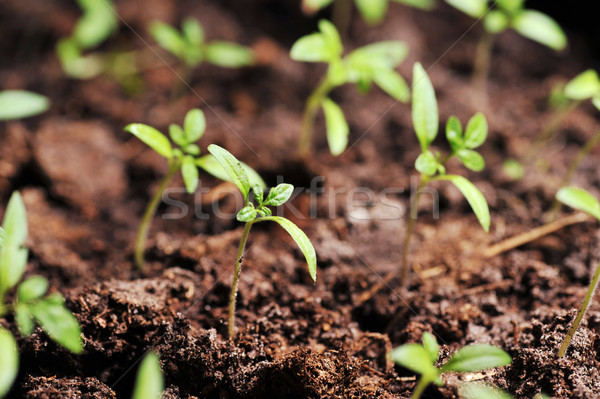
left=2, top=0, right=600, bottom=398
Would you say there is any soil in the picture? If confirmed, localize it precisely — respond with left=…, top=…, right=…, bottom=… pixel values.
left=1, top=0, right=600, bottom=398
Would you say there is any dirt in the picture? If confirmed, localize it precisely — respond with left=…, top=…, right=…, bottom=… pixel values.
left=1, top=0, right=600, bottom=398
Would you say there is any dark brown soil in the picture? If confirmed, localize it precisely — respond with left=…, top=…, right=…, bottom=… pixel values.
left=1, top=0, right=600, bottom=398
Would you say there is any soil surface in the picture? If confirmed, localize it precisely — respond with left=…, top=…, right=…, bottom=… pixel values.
left=1, top=0, right=600, bottom=398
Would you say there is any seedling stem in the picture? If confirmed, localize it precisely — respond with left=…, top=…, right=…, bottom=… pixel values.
left=472, top=30, right=494, bottom=102
left=299, top=78, right=334, bottom=156
left=228, top=221, right=253, bottom=339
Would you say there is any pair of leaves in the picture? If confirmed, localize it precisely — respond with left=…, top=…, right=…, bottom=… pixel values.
left=132, top=352, right=164, bottom=399
left=446, top=113, right=488, bottom=171
left=563, top=69, right=600, bottom=110
left=0, top=90, right=50, bottom=121
left=237, top=184, right=295, bottom=222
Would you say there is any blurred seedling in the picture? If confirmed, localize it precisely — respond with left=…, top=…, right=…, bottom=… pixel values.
left=125, top=109, right=265, bottom=270
left=291, top=19, right=411, bottom=156
left=390, top=332, right=511, bottom=399
left=0, top=90, right=50, bottom=121
left=458, top=382, right=550, bottom=399
left=132, top=351, right=164, bottom=399
left=207, top=145, right=317, bottom=339
left=0, top=192, right=83, bottom=398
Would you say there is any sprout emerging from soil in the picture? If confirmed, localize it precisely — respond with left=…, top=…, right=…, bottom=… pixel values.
left=555, top=187, right=600, bottom=357
left=132, top=351, right=164, bottom=399
left=390, top=332, right=511, bottom=399
left=0, top=192, right=83, bottom=398
left=0, top=90, right=50, bottom=121
left=290, top=19, right=411, bottom=156
left=207, top=144, right=317, bottom=339
left=125, top=108, right=265, bottom=270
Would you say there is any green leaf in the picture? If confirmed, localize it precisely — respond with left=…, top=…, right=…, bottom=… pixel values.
left=458, top=382, right=514, bottom=399
left=593, top=97, right=600, bottom=112
left=441, top=344, right=511, bottom=372
left=318, top=19, right=343, bottom=61
left=0, top=90, right=50, bottom=121
left=415, top=150, right=438, bottom=176
left=556, top=187, right=600, bottom=221
left=0, top=192, right=28, bottom=297
left=184, top=144, right=200, bottom=156
left=149, top=21, right=187, bottom=59
left=502, top=159, right=525, bottom=180
left=564, top=70, right=600, bottom=101
left=290, top=33, right=331, bottom=63
left=437, top=175, right=490, bottom=232
left=207, top=145, right=251, bottom=200
left=132, top=352, right=164, bottom=399
left=252, top=184, right=264, bottom=206
left=496, top=0, right=524, bottom=12
left=511, top=10, right=567, bottom=51
left=422, top=332, right=439, bottom=363
left=392, top=0, right=435, bottom=10
left=445, top=116, right=463, bottom=151
left=0, top=227, right=5, bottom=246
left=236, top=206, right=257, bottom=222
left=183, top=108, right=206, bottom=142
left=484, top=10, right=509, bottom=33
left=205, top=42, right=255, bottom=68
left=390, top=343, right=438, bottom=377
left=257, top=217, right=317, bottom=281
left=15, top=303, right=35, bottom=336
left=125, top=124, right=173, bottom=159
left=30, top=298, right=83, bottom=354
left=373, top=69, right=410, bottom=103
left=456, top=149, right=485, bottom=171
left=181, top=156, right=199, bottom=194
left=322, top=98, right=349, bottom=156
left=463, top=112, right=488, bottom=149
left=444, top=0, right=487, bottom=18
left=17, top=276, right=49, bottom=302
left=346, top=41, right=409, bottom=72
left=169, top=124, right=187, bottom=147
left=0, top=327, right=18, bottom=398
left=412, top=63, right=438, bottom=151
left=182, top=17, right=204, bottom=46
left=264, top=184, right=294, bottom=207
left=355, top=0, right=389, bottom=25
left=72, top=0, right=117, bottom=49
left=195, top=155, right=267, bottom=189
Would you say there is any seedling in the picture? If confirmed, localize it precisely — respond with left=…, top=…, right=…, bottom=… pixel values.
left=291, top=19, right=410, bottom=156
left=132, top=351, right=164, bottom=399
left=390, top=332, right=511, bottom=399
left=458, top=382, right=549, bottom=399
left=207, top=144, right=317, bottom=339
left=554, top=187, right=600, bottom=357
left=125, top=108, right=265, bottom=270
left=445, top=0, right=566, bottom=95
left=0, top=192, right=83, bottom=398
left=0, top=90, right=50, bottom=121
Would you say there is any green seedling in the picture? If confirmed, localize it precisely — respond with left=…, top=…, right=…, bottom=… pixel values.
left=0, top=90, right=50, bottom=121
left=132, top=351, right=164, bottom=399
left=291, top=19, right=410, bottom=156
left=390, top=332, right=511, bottom=399
left=554, top=187, right=600, bottom=357
left=207, top=145, right=317, bottom=339
left=458, top=382, right=550, bottom=399
left=445, top=0, right=566, bottom=95
left=400, top=62, right=490, bottom=286
left=0, top=192, right=83, bottom=398
left=125, top=108, right=265, bottom=270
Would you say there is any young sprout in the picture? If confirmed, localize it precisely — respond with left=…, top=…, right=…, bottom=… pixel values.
left=390, top=332, right=511, bottom=399
left=445, top=0, right=566, bottom=96
left=207, top=145, right=317, bottom=339
left=0, top=90, right=50, bottom=121
left=0, top=192, right=83, bottom=397
left=132, top=351, right=164, bottom=399
left=554, top=187, right=600, bottom=357
left=125, top=108, right=265, bottom=270
left=458, top=382, right=514, bottom=399
left=291, top=19, right=410, bottom=156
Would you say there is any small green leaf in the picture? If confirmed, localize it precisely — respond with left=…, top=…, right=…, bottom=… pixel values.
left=252, top=184, right=264, bottom=205
left=72, top=0, right=117, bottom=49
left=132, top=352, right=164, bottom=399
left=456, top=149, right=485, bottom=172
left=373, top=70, right=410, bottom=103
left=318, top=19, right=343, bottom=60
left=181, top=156, right=199, bottom=194
left=149, top=21, right=187, bottom=59
left=346, top=41, right=408, bottom=70
left=169, top=124, right=187, bottom=147
left=205, top=42, right=255, bottom=68
left=15, top=303, right=35, bottom=336
left=412, top=63, right=439, bottom=151
left=207, top=145, right=250, bottom=200
left=184, top=144, right=200, bottom=156
left=564, top=70, right=600, bottom=101
left=322, top=98, right=349, bottom=156
left=0, top=90, right=50, bottom=121
left=257, top=207, right=272, bottom=217
left=290, top=33, right=330, bottom=63
left=125, top=124, right=173, bottom=159
left=496, top=0, right=524, bottom=12
left=264, top=184, right=294, bottom=207
left=441, top=344, right=511, bottom=372
left=556, top=187, right=600, bottom=221
left=30, top=298, right=83, bottom=354
left=390, top=343, right=438, bottom=377
left=458, top=382, right=514, bottom=399
left=511, top=10, right=567, bottom=51
left=182, top=17, right=204, bottom=46
left=237, top=205, right=257, bottom=222
left=183, top=109, right=206, bottom=142
left=444, top=0, right=487, bottom=18
left=463, top=112, right=488, bottom=149
left=355, top=0, right=388, bottom=25
left=17, top=276, right=49, bottom=302
left=422, top=332, right=439, bottom=364
left=445, top=116, right=463, bottom=151
left=0, top=192, right=28, bottom=297
left=437, top=175, right=490, bottom=232
left=258, top=217, right=317, bottom=281
left=415, top=151, right=438, bottom=176
left=195, top=155, right=267, bottom=189
left=484, top=10, right=509, bottom=33
left=0, top=327, right=18, bottom=398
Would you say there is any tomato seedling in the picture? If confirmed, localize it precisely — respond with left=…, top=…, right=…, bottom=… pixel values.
left=132, top=351, right=164, bottom=399
left=207, top=145, right=317, bottom=339
left=291, top=19, right=410, bottom=156
left=125, top=108, right=265, bottom=270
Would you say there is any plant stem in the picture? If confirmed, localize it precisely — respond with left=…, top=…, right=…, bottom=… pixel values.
left=546, top=129, right=600, bottom=221
left=399, top=177, right=427, bottom=289
left=298, top=77, right=333, bottom=156
left=412, top=378, right=430, bottom=399
left=471, top=30, right=494, bottom=103
left=558, top=260, right=600, bottom=357
left=134, top=160, right=180, bottom=270
left=228, top=221, right=253, bottom=339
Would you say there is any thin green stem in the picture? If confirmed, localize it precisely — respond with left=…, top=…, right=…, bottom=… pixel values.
left=228, top=221, right=253, bottom=339
left=298, top=77, right=333, bottom=157
left=558, top=260, right=600, bottom=357
left=134, top=159, right=180, bottom=270
left=399, top=176, right=428, bottom=288
left=471, top=30, right=494, bottom=103
left=412, top=377, right=430, bottom=399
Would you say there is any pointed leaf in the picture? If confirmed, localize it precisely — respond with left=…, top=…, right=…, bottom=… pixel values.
left=318, top=19, right=343, bottom=60
left=556, top=187, right=600, bottom=221
left=322, top=98, right=349, bottom=156
left=195, top=155, right=267, bottom=189
left=0, top=90, right=50, bottom=121
left=125, top=124, right=173, bottom=159
left=390, top=343, right=438, bottom=377
left=0, top=192, right=28, bottom=296
left=511, top=10, right=567, bottom=51
left=17, top=276, right=49, bottom=302
left=412, top=63, right=438, bottom=151
left=422, top=332, right=439, bottom=363
left=132, top=352, right=164, bottom=399
left=182, top=17, right=204, bottom=46
left=290, top=33, right=330, bottom=63
left=15, top=303, right=34, bottom=336
left=148, top=21, right=187, bottom=59
left=355, top=0, right=388, bottom=25
left=0, top=327, right=18, bottom=398
left=237, top=205, right=257, bottom=222
left=264, top=184, right=294, bottom=207
left=564, top=70, right=600, bottom=101
left=169, top=124, right=187, bottom=147
left=30, top=298, right=83, bottom=354
left=252, top=184, right=264, bottom=205
left=456, top=149, right=485, bottom=171
left=436, top=175, right=490, bottom=232
left=373, top=69, right=410, bottom=102
left=206, top=145, right=250, bottom=200
left=205, top=42, right=254, bottom=68
left=415, top=150, right=438, bottom=176
left=183, top=108, right=206, bottom=142
left=445, top=116, right=463, bottom=151
left=441, top=344, right=511, bottom=372
left=464, top=112, right=488, bottom=149
left=445, top=0, right=487, bottom=18
left=181, top=156, right=199, bottom=194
